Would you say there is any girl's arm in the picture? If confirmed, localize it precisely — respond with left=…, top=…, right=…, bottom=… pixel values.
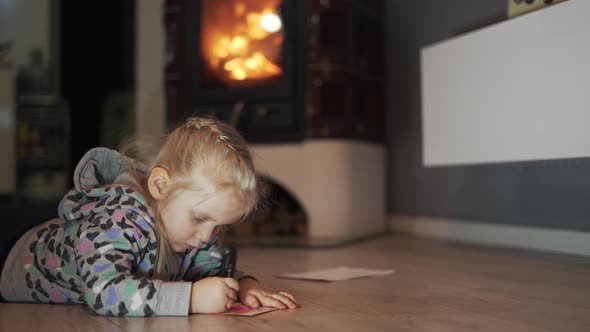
left=183, top=241, right=256, bottom=283
left=76, top=209, right=192, bottom=316
left=183, top=242, right=299, bottom=310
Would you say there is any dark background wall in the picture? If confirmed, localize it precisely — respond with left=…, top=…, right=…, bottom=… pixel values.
left=384, top=0, right=590, bottom=232
left=61, top=1, right=135, bottom=176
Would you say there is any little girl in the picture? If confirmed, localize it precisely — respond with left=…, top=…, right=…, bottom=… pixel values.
left=0, top=117, right=299, bottom=316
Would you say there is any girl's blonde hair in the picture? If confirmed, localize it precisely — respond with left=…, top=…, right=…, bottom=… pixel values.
left=120, top=117, right=261, bottom=280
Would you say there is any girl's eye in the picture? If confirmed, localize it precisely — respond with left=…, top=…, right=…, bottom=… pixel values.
left=193, top=216, right=205, bottom=223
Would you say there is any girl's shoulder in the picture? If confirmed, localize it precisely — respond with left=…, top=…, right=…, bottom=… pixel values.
left=59, top=184, right=155, bottom=231
left=102, top=184, right=153, bottom=216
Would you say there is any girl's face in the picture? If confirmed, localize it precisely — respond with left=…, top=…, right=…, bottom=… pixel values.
left=159, top=184, right=244, bottom=252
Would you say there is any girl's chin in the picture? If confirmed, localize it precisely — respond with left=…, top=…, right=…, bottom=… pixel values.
left=173, top=244, right=188, bottom=252
left=174, top=243, right=200, bottom=252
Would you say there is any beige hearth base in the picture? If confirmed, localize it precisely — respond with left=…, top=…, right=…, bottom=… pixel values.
left=247, top=139, right=387, bottom=245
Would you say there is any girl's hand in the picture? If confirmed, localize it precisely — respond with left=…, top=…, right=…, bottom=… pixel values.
left=238, top=278, right=300, bottom=310
left=190, top=277, right=239, bottom=314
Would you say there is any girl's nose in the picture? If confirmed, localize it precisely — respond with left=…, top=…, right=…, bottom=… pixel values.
left=197, top=226, right=215, bottom=243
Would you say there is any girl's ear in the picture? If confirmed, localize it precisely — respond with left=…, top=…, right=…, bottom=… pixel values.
left=148, top=167, right=171, bottom=200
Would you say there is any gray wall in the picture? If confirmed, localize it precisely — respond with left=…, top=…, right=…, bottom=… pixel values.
left=384, top=0, right=590, bottom=232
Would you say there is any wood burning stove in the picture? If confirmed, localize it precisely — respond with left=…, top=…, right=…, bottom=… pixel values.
left=165, top=0, right=383, bottom=143
left=165, top=0, right=306, bottom=142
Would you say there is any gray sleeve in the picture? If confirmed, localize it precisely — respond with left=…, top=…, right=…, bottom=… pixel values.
left=155, top=281, right=192, bottom=316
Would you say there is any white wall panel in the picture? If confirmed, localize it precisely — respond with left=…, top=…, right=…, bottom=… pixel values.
left=421, top=0, right=590, bottom=166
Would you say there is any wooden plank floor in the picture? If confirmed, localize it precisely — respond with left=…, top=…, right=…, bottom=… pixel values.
left=1, top=235, right=589, bottom=331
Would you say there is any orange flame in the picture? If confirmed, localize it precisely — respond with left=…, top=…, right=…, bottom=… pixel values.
left=202, top=0, right=283, bottom=83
